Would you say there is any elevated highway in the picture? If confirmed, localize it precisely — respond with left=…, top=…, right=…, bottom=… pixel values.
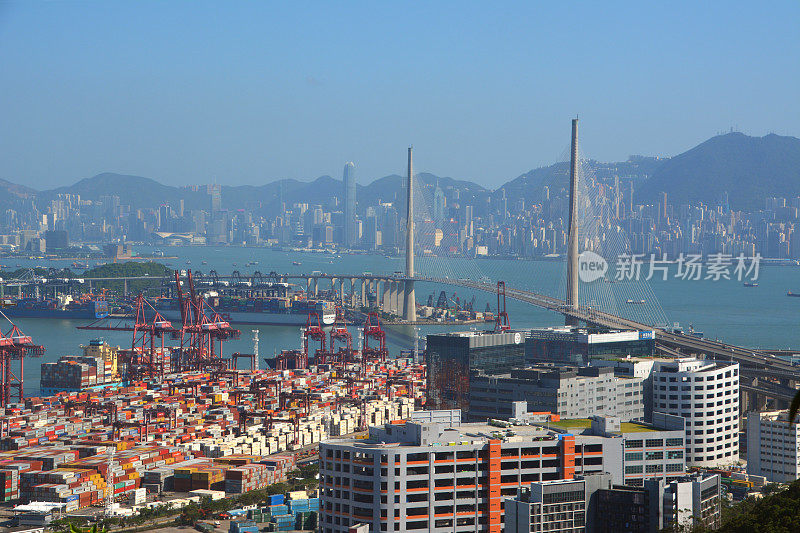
left=7, top=268, right=797, bottom=403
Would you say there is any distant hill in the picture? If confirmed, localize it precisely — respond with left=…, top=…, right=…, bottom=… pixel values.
left=497, top=157, right=664, bottom=207
left=638, top=132, right=800, bottom=211
left=12, top=131, right=800, bottom=215
left=0, top=178, right=36, bottom=198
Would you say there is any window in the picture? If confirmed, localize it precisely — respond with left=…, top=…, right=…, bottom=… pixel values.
left=626, top=440, right=643, bottom=449
left=625, top=465, right=643, bottom=474
left=625, top=452, right=643, bottom=461
left=645, top=439, right=664, bottom=447
left=666, top=437, right=683, bottom=447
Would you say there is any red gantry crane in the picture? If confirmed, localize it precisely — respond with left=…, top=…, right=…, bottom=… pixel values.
left=328, top=308, right=353, bottom=365
left=362, top=312, right=387, bottom=368
left=494, top=281, right=511, bottom=332
left=0, top=320, right=45, bottom=407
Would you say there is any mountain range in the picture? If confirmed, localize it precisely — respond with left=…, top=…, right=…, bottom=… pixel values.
left=3, top=132, right=800, bottom=215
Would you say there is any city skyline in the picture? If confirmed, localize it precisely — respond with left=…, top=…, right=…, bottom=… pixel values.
left=1, top=2, right=799, bottom=188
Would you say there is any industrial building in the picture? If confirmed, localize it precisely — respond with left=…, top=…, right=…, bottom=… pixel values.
left=319, top=418, right=615, bottom=533
left=595, top=474, right=721, bottom=533
left=746, top=410, right=800, bottom=483
left=504, top=477, right=601, bottom=533
left=652, top=358, right=740, bottom=467
left=504, top=471, right=719, bottom=533
left=318, top=412, right=687, bottom=533
left=525, top=327, right=656, bottom=365
left=425, top=330, right=526, bottom=411
left=468, top=365, right=645, bottom=422
left=544, top=414, right=687, bottom=487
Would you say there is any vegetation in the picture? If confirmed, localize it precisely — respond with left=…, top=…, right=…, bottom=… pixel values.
left=81, top=261, right=172, bottom=295
left=675, top=480, right=800, bottom=533
left=83, top=261, right=172, bottom=279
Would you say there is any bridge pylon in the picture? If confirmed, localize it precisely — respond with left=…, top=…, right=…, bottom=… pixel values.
left=403, top=146, right=417, bottom=321
left=566, top=118, right=580, bottom=326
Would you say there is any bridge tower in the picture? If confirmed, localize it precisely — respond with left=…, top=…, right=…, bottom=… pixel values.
left=403, top=146, right=417, bottom=321
left=566, top=118, right=580, bottom=326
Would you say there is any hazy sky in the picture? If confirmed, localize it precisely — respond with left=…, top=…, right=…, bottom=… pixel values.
left=1, top=1, right=798, bottom=190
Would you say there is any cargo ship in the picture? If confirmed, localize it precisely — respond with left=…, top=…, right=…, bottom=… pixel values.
left=39, top=339, right=122, bottom=396
left=0, top=294, right=109, bottom=319
left=149, top=286, right=336, bottom=326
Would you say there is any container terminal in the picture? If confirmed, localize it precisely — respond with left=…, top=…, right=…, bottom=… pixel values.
left=0, top=271, right=427, bottom=526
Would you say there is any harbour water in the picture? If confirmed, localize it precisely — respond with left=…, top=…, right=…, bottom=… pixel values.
left=5, top=245, right=799, bottom=395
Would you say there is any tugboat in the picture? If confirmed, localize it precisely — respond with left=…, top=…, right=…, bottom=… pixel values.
left=788, top=291, right=800, bottom=297
left=743, top=282, right=758, bottom=287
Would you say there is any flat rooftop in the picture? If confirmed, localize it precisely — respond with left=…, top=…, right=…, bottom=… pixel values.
left=548, top=418, right=659, bottom=433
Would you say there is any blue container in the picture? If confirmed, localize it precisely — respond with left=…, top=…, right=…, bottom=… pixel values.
left=269, top=494, right=285, bottom=505
left=66, top=495, right=79, bottom=502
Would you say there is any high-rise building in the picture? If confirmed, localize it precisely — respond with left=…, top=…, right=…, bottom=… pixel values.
left=207, top=183, right=222, bottom=213
left=433, top=183, right=446, bottom=226
left=652, top=358, right=739, bottom=467
left=747, top=410, right=800, bottom=483
left=342, top=162, right=356, bottom=247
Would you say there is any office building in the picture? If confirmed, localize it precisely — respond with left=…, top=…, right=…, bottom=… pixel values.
left=426, top=330, right=526, bottom=411
left=525, top=327, right=655, bottom=365
left=596, top=474, right=721, bottom=533
left=343, top=162, right=357, bottom=248
left=747, top=410, right=800, bottom=482
left=591, top=358, right=656, bottom=422
left=505, top=475, right=612, bottom=533
left=319, top=416, right=624, bottom=533
left=469, top=365, right=644, bottom=422
left=652, top=358, right=740, bottom=467
left=545, top=414, right=687, bottom=487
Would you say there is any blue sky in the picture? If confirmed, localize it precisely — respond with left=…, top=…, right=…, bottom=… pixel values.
left=1, top=1, right=798, bottom=189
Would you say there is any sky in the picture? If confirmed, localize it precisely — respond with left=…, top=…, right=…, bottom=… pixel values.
left=1, top=1, right=799, bottom=190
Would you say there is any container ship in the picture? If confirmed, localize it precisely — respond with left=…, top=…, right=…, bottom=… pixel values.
left=149, top=288, right=336, bottom=326
left=39, top=339, right=122, bottom=396
left=0, top=294, right=109, bottom=320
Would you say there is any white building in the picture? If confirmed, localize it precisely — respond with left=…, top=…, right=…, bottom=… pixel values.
left=747, top=410, right=800, bottom=483
left=652, top=358, right=739, bottom=467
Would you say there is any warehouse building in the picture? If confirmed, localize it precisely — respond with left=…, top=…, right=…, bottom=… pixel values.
left=469, top=365, right=644, bottom=422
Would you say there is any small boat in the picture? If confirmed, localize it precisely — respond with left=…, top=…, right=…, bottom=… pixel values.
left=292, top=261, right=302, bottom=266
left=201, top=260, right=208, bottom=265
left=788, top=291, right=800, bottom=297
left=186, top=260, right=192, bottom=265
left=743, top=282, right=758, bottom=287
left=626, top=299, right=646, bottom=304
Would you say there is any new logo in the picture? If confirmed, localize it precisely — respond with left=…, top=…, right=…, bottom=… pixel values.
left=578, top=251, right=608, bottom=283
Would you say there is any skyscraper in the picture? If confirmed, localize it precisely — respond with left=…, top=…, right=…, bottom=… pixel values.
left=342, top=162, right=356, bottom=247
